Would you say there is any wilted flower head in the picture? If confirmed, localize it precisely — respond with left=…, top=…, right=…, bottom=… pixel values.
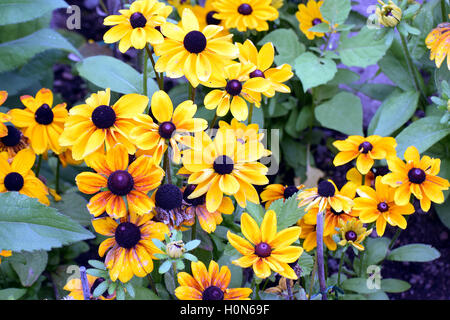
left=376, top=0, right=402, bottom=27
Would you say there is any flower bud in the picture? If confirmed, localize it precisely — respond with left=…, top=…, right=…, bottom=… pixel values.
left=376, top=0, right=402, bottom=27
left=166, top=240, right=186, bottom=259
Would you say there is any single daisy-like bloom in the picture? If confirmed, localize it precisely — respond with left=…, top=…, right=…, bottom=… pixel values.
left=381, top=146, right=450, bottom=212
left=0, top=90, right=10, bottom=138
left=261, top=184, right=304, bottom=209
left=227, top=210, right=303, bottom=279
left=337, top=219, right=372, bottom=251
left=297, top=218, right=336, bottom=252
left=63, top=275, right=115, bottom=300
left=353, top=176, right=415, bottom=236
left=426, top=22, right=450, bottom=70
left=0, top=125, right=31, bottom=160
left=0, top=250, right=12, bottom=264
left=376, top=0, right=402, bottom=28
left=59, top=88, right=148, bottom=161
left=295, top=0, right=328, bottom=40
left=0, top=148, right=49, bottom=205
left=93, top=211, right=170, bottom=283
left=175, top=260, right=252, bottom=300
left=271, top=0, right=283, bottom=9
left=181, top=129, right=269, bottom=213
left=130, top=90, right=208, bottom=164
left=76, top=143, right=165, bottom=219
left=213, top=0, right=279, bottom=32
left=333, top=135, right=397, bottom=175
left=103, top=0, right=172, bottom=53
left=204, top=62, right=269, bottom=121
left=9, top=88, right=68, bottom=155
left=297, top=179, right=353, bottom=214
left=191, top=0, right=230, bottom=38
left=154, top=8, right=238, bottom=88
left=237, top=40, right=293, bottom=98
left=344, top=167, right=376, bottom=190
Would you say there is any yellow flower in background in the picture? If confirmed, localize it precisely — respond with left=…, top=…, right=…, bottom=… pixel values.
left=0, top=91, right=10, bottom=138
left=237, top=40, right=293, bottom=98
left=344, top=167, right=375, bottom=191
left=376, top=0, right=402, bottom=28
left=203, top=62, right=270, bottom=121
left=0, top=148, right=49, bottom=205
left=191, top=0, right=230, bottom=38
left=426, top=22, right=450, bottom=70
left=296, top=0, right=328, bottom=40
left=92, top=211, right=169, bottom=283
left=154, top=8, right=238, bottom=88
left=297, top=218, right=336, bottom=252
left=130, top=90, right=208, bottom=164
left=9, top=88, right=68, bottom=155
left=175, top=260, right=252, bottom=300
left=337, top=219, right=372, bottom=251
left=63, top=275, right=115, bottom=300
left=213, top=0, right=278, bottom=32
left=271, top=0, right=283, bottom=9
left=103, top=0, right=172, bottom=52
left=0, top=124, right=31, bottom=161
left=353, top=176, right=415, bottom=236
left=381, top=146, right=450, bottom=212
left=59, top=88, right=148, bottom=161
left=169, top=0, right=191, bottom=12
left=333, top=135, right=397, bottom=174
left=58, top=148, right=83, bottom=168
left=181, top=129, right=269, bottom=212
left=227, top=210, right=303, bottom=279
left=76, top=144, right=164, bottom=219
left=260, top=184, right=304, bottom=209
left=0, top=250, right=12, bottom=264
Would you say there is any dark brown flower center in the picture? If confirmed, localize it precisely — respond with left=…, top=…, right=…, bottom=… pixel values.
left=238, top=3, right=253, bottom=15
left=359, top=141, right=373, bottom=154
left=225, top=79, right=242, bottom=96
left=377, top=201, right=389, bottom=212
left=158, top=121, right=176, bottom=139
left=34, top=104, right=54, bottom=125
left=4, top=172, right=24, bottom=191
left=206, top=10, right=221, bottom=25
left=312, top=18, right=322, bottom=25
left=92, top=105, right=116, bottom=129
left=317, top=180, right=335, bottom=197
left=130, top=12, right=147, bottom=29
left=183, top=31, right=207, bottom=54
left=283, top=185, right=298, bottom=199
left=1, top=125, right=21, bottom=147
left=155, top=184, right=183, bottom=210
left=115, top=222, right=141, bottom=249
left=202, top=286, right=224, bottom=300
left=249, top=69, right=265, bottom=78
left=408, top=168, right=426, bottom=184
left=107, top=170, right=134, bottom=196
left=345, top=231, right=357, bottom=242
left=213, top=155, right=234, bottom=175
left=255, top=242, right=272, bottom=258
left=183, top=184, right=206, bottom=206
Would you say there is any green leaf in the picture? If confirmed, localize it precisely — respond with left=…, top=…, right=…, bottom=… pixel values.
left=52, top=191, right=92, bottom=227
left=308, top=23, right=330, bottom=33
left=0, top=28, right=80, bottom=73
left=0, top=0, right=67, bottom=26
left=387, top=244, right=441, bottom=262
left=183, top=253, right=198, bottom=262
left=395, top=116, right=450, bottom=158
left=327, top=68, right=360, bottom=86
left=128, top=286, right=161, bottom=300
left=184, top=239, right=200, bottom=251
left=86, top=268, right=108, bottom=278
left=338, top=27, right=390, bottom=67
left=124, top=282, right=135, bottom=298
left=92, top=280, right=109, bottom=298
left=294, top=52, right=337, bottom=92
left=0, top=192, right=95, bottom=252
left=320, top=0, right=351, bottom=25
left=88, top=260, right=106, bottom=270
left=365, top=237, right=390, bottom=265
left=435, top=198, right=450, bottom=229
left=244, top=202, right=265, bottom=226
left=159, top=260, right=172, bottom=274
left=9, top=250, right=48, bottom=287
left=0, top=288, right=27, bottom=300
left=369, top=90, right=419, bottom=136
left=258, top=29, right=305, bottom=66
left=268, top=191, right=305, bottom=230
left=297, top=251, right=314, bottom=276
left=381, top=278, right=411, bottom=293
left=342, top=277, right=379, bottom=294
left=314, top=91, right=363, bottom=135
left=0, top=12, right=51, bottom=44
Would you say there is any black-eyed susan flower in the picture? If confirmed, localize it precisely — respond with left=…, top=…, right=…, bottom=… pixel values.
left=261, top=184, right=304, bottom=209
left=295, top=0, right=328, bottom=40
left=0, top=125, right=30, bottom=160
left=337, top=219, right=372, bottom=251
left=92, top=211, right=170, bottom=283
left=191, top=0, right=230, bottom=38
left=344, top=167, right=375, bottom=191
left=154, top=8, right=238, bottom=87
left=175, top=260, right=252, bottom=300
left=204, top=63, right=269, bottom=121
left=333, top=135, right=397, bottom=175
left=297, top=218, right=336, bottom=252
left=297, top=179, right=353, bottom=214
left=63, top=275, right=115, bottom=300
left=213, top=0, right=278, bottom=32
left=181, top=129, right=269, bottom=213
left=227, top=210, right=303, bottom=279
left=130, top=90, right=208, bottom=164
left=237, top=40, right=293, bottom=98
left=0, top=250, right=11, bottom=264
left=103, top=0, right=172, bottom=53
left=9, top=88, right=68, bottom=155
left=376, top=0, right=402, bottom=28
left=382, top=146, right=450, bottom=212
left=0, top=148, right=49, bottom=205
left=59, top=88, right=148, bottom=161
left=353, top=176, right=415, bottom=236
left=76, top=143, right=164, bottom=219
left=426, top=22, right=450, bottom=70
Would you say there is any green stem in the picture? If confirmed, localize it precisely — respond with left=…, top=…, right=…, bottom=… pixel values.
left=99, top=0, right=108, bottom=13
left=441, top=0, right=448, bottom=22
left=308, top=251, right=318, bottom=300
left=34, top=154, right=42, bottom=177
left=146, top=45, right=164, bottom=90
left=147, top=274, right=158, bottom=296
left=388, top=215, right=410, bottom=250
left=55, top=157, right=61, bottom=194
left=208, top=113, right=218, bottom=135
left=316, top=209, right=327, bottom=300
left=248, top=103, right=254, bottom=124
left=189, top=83, right=196, bottom=102
left=337, top=249, right=345, bottom=287
left=261, top=278, right=270, bottom=292
left=172, top=262, right=178, bottom=291
left=143, top=48, right=148, bottom=96
left=163, top=152, right=172, bottom=184
left=191, top=218, right=197, bottom=241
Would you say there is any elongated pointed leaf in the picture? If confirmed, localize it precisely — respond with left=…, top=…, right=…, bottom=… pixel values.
left=0, top=0, right=67, bottom=26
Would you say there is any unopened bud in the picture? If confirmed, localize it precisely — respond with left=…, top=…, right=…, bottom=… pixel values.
left=376, top=0, right=402, bottom=27
left=166, top=240, right=186, bottom=259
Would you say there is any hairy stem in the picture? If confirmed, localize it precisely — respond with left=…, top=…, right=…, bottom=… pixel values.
left=55, top=157, right=61, bottom=194
left=316, top=209, right=327, bottom=300
left=79, top=266, right=90, bottom=300
left=337, top=249, right=345, bottom=287
left=34, top=154, right=42, bottom=177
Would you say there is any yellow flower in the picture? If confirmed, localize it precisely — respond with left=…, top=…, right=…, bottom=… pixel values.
left=0, top=124, right=31, bottom=160
left=297, top=218, right=337, bottom=252
left=337, top=219, right=372, bottom=251
left=0, top=148, right=49, bottom=205
left=0, top=250, right=12, bottom=264
left=130, top=90, right=208, bottom=164
left=353, top=176, right=415, bottom=236
left=237, top=39, right=293, bottom=98
left=344, top=167, right=375, bottom=191
left=333, top=135, right=397, bottom=175
left=58, top=148, right=83, bottom=168
left=381, top=146, right=450, bottom=212
left=175, top=260, right=252, bottom=300
left=76, top=143, right=164, bottom=219
left=103, top=0, right=172, bottom=52
left=228, top=210, right=303, bottom=279
left=169, top=0, right=191, bottom=12
left=9, top=88, right=68, bottom=155
left=376, top=0, right=402, bottom=28
left=271, top=0, right=283, bottom=9
left=154, top=8, right=238, bottom=88
left=59, top=88, right=148, bottom=161
left=203, top=62, right=270, bottom=121
left=191, top=0, right=230, bottom=38
left=63, top=275, right=115, bottom=300
left=426, top=22, right=450, bottom=70
left=0, top=91, right=10, bottom=138
left=260, top=184, right=304, bottom=209
left=93, top=211, right=170, bottom=283
left=295, top=0, right=328, bottom=40
left=181, top=128, right=269, bottom=212
left=213, top=0, right=278, bottom=32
